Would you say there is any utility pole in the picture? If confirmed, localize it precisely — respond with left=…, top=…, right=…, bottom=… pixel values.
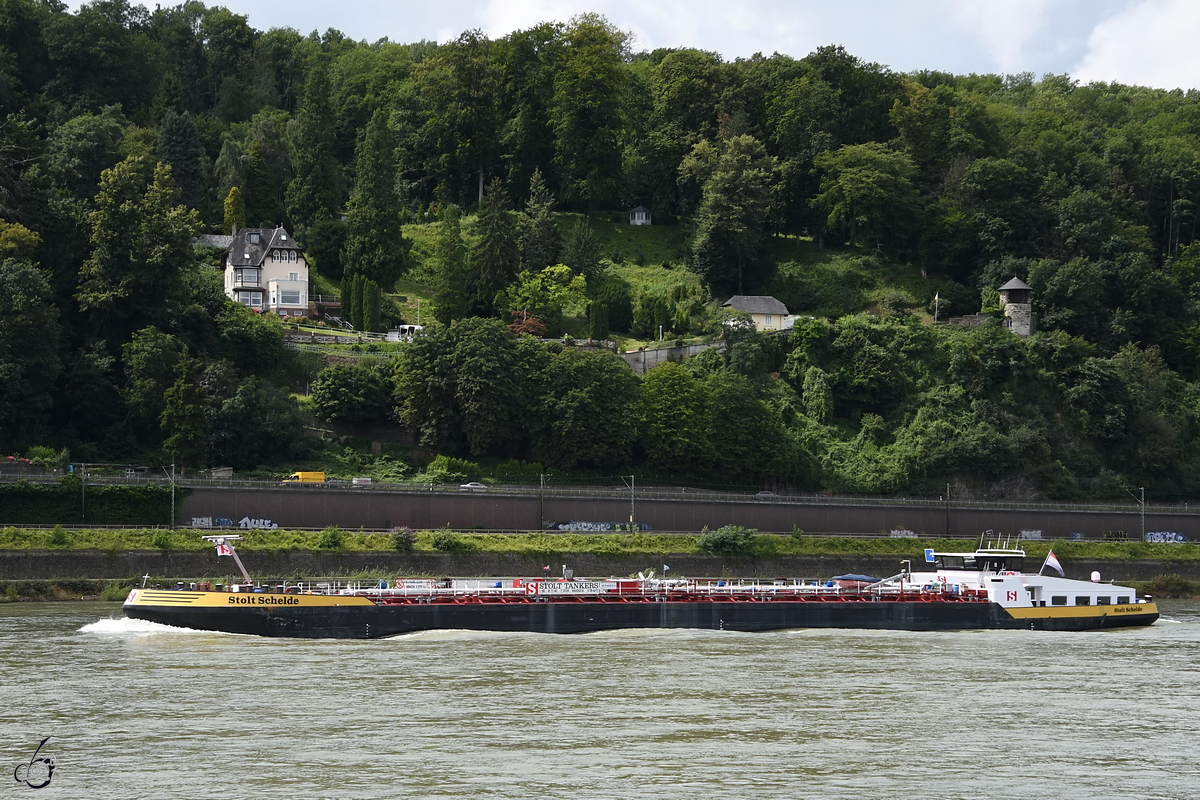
left=539, top=473, right=546, bottom=531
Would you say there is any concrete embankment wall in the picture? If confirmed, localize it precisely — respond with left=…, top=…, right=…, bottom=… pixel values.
left=177, top=485, right=1200, bottom=540
left=1, top=550, right=1194, bottom=583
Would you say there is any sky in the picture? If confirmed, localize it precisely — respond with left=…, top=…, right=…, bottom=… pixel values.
left=139, top=0, right=1200, bottom=91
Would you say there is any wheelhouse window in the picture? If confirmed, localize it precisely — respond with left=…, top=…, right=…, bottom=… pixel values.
left=1075, top=596, right=1091, bottom=606
left=1097, top=596, right=1111, bottom=605
left=1051, top=595, right=1067, bottom=606
left=1117, top=596, right=1130, bottom=604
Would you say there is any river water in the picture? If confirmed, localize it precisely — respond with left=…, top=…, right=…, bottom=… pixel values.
left=0, top=601, right=1197, bottom=799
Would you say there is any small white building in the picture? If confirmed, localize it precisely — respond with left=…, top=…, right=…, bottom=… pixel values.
left=223, top=225, right=309, bottom=317
left=722, top=295, right=792, bottom=332
left=629, top=205, right=652, bottom=226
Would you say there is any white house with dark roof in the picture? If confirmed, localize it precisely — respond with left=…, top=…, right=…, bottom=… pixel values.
left=721, top=295, right=791, bottom=332
left=222, top=225, right=309, bottom=316
left=629, top=205, right=652, bottom=225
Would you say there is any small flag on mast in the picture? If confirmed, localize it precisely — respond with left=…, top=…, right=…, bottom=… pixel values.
left=663, top=564, right=670, bottom=572
left=215, top=543, right=233, bottom=557
left=1043, top=550, right=1064, bottom=576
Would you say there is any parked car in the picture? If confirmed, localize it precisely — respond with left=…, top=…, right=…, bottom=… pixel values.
left=459, top=482, right=488, bottom=492
left=755, top=491, right=777, bottom=498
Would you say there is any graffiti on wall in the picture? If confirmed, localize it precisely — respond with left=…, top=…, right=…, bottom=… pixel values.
left=1145, top=531, right=1186, bottom=544
left=191, top=516, right=278, bottom=530
left=545, top=521, right=653, bottom=532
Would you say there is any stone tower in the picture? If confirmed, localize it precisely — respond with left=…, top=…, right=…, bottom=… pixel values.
left=998, top=277, right=1033, bottom=336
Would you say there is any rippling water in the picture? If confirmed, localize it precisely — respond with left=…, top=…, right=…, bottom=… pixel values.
left=0, top=601, right=1197, bottom=799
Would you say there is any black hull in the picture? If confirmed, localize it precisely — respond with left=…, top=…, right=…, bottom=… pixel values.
left=124, top=601, right=1160, bottom=639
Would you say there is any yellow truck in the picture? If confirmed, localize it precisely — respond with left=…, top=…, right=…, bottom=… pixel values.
left=283, top=471, right=325, bottom=484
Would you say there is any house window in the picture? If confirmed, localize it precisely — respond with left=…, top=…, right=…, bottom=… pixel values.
left=289, top=272, right=298, bottom=281
left=765, top=314, right=773, bottom=327
left=290, top=251, right=297, bottom=262
left=234, top=268, right=259, bottom=285
left=236, top=291, right=263, bottom=307
left=281, top=290, right=301, bottom=305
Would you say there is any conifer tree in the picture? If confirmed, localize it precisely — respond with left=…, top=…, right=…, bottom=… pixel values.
left=223, top=186, right=246, bottom=233
left=243, top=141, right=276, bottom=226
left=156, top=109, right=206, bottom=215
left=471, top=177, right=518, bottom=316
left=342, top=109, right=407, bottom=288
left=517, top=168, right=560, bottom=272
left=364, top=278, right=381, bottom=332
left=285, top=61, right=340, bottom=231
left=563, top=216, right=600, bottom=281
left=432, top=204, right=470, bottom=324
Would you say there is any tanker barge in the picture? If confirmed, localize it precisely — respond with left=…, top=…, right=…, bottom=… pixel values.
left=122, top=536, right=1159, bottom=638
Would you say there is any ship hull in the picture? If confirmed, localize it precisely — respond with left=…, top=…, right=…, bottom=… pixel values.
left=123, top=593, right=1159, bottom=639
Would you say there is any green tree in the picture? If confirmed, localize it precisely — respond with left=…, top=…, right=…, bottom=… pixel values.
left=211, top=376, right=306, bottom=469
left=342, top=108, right=407, bottom=287
left=471, top=177, right=519, bottom=315
left=684, top=133, right=777, bottom=294
left=222, top=185, right=246, bottom=233
left=813, top=142, right=920, bottom=258
left=431, top=204, right=470, bottom=324
left=43, top=106, right=127, bottom=201
left=310, top=363, right=393, bottom=423
left=0, top=258, right=60, bottom=450
left=156, top=109, right=205, bottom=214
left=562, top=216, right=600, bottom=280
left=535, top=348, right=640, bottom=469
left=517, top=168, right=561, bottom=271
left=285, top=59, right=341, bottom=230
left=242, top=140, right=277, bottom=226
left=639, top=361, right=712, bottom=474
left=496, top=264, right=587, bottom=336
left=551, top=14, right=626, bottom=212
left=160, top=355, right=208, bottom=471
left=77, top=157, right=200, bottom=344
left=122, top=326, right=184, bottom=423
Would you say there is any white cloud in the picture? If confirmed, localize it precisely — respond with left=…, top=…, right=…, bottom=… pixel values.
left=1074, top=0, right=1200, bottom=89
left=946, top=0, right=1054, bottom=73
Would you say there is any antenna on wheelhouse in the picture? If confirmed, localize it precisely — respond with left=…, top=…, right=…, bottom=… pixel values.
left=203, top=535, right=253, bottom=585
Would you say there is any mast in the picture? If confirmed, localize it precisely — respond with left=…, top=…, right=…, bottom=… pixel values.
left=203, top=535, right=253, bottom=585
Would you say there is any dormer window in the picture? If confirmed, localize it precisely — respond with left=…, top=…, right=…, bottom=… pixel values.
left=248, top=233, right=260, bottom=244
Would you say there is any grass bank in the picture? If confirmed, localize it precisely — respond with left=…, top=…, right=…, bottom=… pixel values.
left=3, top=527, right=1199, bottom=561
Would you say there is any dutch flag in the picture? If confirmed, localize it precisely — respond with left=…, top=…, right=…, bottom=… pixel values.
left=1043, top=550, right=1065, bottom=576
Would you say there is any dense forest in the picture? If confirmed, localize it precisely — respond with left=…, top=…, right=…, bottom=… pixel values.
left=4, top=0, right=1200, bottom=499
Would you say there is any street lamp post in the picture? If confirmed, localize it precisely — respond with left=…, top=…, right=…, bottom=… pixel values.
left=1127, top=486, right=1145, bottom=541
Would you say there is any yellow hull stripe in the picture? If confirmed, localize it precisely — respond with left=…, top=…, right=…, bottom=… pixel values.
left=1003, top=603, right=1158, bottom=620
left=128, top=590, right=375, bottom=608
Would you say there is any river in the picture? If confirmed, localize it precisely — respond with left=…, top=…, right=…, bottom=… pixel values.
left=1, top=600, right=1198, bottom=799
